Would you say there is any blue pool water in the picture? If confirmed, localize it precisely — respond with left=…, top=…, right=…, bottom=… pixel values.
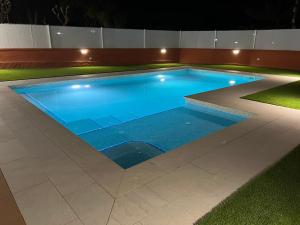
left=13, top=68, right=260, bottom=168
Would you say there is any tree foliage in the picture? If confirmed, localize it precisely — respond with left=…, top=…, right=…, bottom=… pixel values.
left=0, top=0, right=11, bottom=23
left=52, top=4, right=70, bottom=25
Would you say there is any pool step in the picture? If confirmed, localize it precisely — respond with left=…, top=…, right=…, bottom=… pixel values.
left=93, top=116, right=122, bottom=128
left=65, top=119, right=102, bottom=135
left=102, top=141, right=164, bottom=169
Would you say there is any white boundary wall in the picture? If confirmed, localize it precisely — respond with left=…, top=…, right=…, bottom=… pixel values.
left=215, top=30, right=255, bottom=49
left=0, top=24, right=51, bottom=48
left=103, top=28, right=144, bottom=48
left=145, top=30, right=180, bottom=48
left=50, top=26, right=102, bottom=48
left=180, top=31, right=215, bottom=48
left=255, top=29, right=300, bottom=51
left=1, top=24, right=300, bottom=51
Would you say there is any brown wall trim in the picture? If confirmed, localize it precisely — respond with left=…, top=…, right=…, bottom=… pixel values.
left=0, top=48, right=180, bottom=68
left=1, top=48, right=300, bottom=71
left=179, top=48, right=300, bottom=71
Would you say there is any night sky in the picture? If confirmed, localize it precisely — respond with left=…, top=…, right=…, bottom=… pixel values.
left=9, top=0, right=299, bottom=30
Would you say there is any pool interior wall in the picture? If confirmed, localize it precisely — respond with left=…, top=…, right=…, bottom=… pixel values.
left=12, top=68, right=260, bottom=169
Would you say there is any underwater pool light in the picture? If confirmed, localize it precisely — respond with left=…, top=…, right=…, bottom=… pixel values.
left=71, top=84, right=81, bottom=89
left=229, top=80, right=236, bottom=85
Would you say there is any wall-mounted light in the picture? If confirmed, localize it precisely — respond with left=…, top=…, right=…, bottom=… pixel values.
left=80, top=49, right=89, bottom=55
left=160, top=48, right=167, bottom=54
left=214, top=38, right=218, bottom=42
left=234, top=41, right=239, bottom=44
left=56, top=32, right=62, bottom=35
left=232, top=49, right=240, bottom=55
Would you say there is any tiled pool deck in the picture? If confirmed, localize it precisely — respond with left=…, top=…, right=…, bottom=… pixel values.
left=0, top=67, right=300, bottom=225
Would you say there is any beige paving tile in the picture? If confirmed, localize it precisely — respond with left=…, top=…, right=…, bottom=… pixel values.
left=65, top=183, right=114, bottom=225
left=43, top=125, right=83, bottom=149
left=62, top=139, right=108, bottom=163
left=2, top=113, right=33, bottom=134
left=146, top=164, right=217, bottom=202
left=107, top=217, right=122, bottom=225
left=169, top=191, right=222, bottom=221
left=138, top=202, right=195, bottom=225
left=0, top=123, right=15, bottom=143
left=0, top=139, right=28, bottom=164
left=15, top=181, right=76, bottom=225
left=112, top=186, right=167, bottom=225
left=44, top=158, right=95, bottom=196
left=150, top=141, right=212, bottom=172
left=65, top=219, right=84, bottom=225
left=117, top=161, right=166, bottom=196
left=0, top=117, right=4, bottom=126
left=1, top=157, right=48, bottom=193
left=15, top=126, right=67, bottom=160
left=79, top=158, right=124, bottom=198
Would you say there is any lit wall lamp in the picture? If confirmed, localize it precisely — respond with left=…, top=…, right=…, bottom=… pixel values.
left=80, top=49, right=89, bottom=55
left=160, top=48, right=167, bottom=54
left=232, top=49, right=240, bottom=55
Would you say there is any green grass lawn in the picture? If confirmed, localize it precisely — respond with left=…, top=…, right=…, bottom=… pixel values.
left=196, top=144, right=300, bottom=225
left=242, top=81, right=300, bottom=110
left=0, top=63, right=183, bottom=81
left=2, top=63, right=300, bottom=82
left=196, top=64, right=300, bottom=78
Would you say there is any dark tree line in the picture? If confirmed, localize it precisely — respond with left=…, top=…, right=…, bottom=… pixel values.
left=1, top=0, right=300, bottom=30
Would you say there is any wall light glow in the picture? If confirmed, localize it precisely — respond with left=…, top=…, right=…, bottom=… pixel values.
left=232, top=49, right=240, bottom=55
left=234, top=41, right=239, bottom=44
left=80, top=49, right=89, bottom=55
left=56, top=32, right=62, bottom=35
left=160, top=48, right=167, bottom=54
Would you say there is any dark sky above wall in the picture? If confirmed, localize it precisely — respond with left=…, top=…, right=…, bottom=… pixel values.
left=10, top=0, right=299, bottom=30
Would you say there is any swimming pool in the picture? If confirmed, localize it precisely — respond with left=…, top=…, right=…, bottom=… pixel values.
left=13, top=68, right=261, bottom=168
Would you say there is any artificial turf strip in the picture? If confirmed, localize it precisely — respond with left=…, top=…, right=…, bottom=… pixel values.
left=0, top=63, right=183, bottom=81
left=196, top=64, right=300, bottom=78
left=242, top=80, right=300, bottom=110
left=2, top=63, right=300, bottom=81
left=196, top=144, right=300, bottom=225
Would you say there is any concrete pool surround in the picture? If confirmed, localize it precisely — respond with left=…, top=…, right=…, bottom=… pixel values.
left=0, top=66, right=299, bottom=225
